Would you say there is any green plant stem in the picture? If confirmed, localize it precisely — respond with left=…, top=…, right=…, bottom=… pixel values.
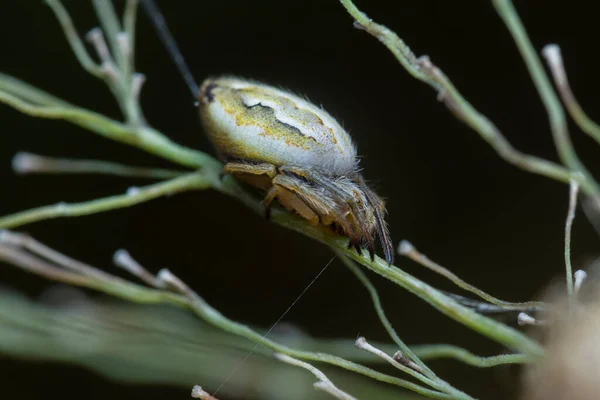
left=44, top=0, right=103, bottom=77
left=493, top=0, right=600, bottom=195
left=92, top=0, right=125, bottom=70
left=399, top=241, right=544, bottom=311
left=274, top=216, right=544, bottom=358
left=412, top=344, right=531, bottom=367
left=542, top=44, right=600, bottom=147
left=338, top=0, right=596, bottom=195
left=274, top=354, right=359, bottom=400
left=12, top=152, right=186, bottom=179
left=336, top=251, right=434, bottom=377
left=564, top=180, right=579, bottom=296
left=0, top=173, right=210, bottom=229
left=0, top=166, right=544, bottom=360
left=0, top=85, right=211, bottom=169
left=0, top=244, right=451, bottom=399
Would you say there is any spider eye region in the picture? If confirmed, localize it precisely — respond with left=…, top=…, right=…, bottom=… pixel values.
left=198, top=76, right=394, bottom=264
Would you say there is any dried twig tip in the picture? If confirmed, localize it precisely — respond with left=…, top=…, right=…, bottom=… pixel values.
left=116, top=32, right=131, bottom=58
left=397, top=240, right=414, bottom=255
left=0, top=230, right=17, bottom=245
left=113, top=249, right=134, bottom=269
left=86, top=27, right=112, bottom=63
left=191, top=385, right=219, bottom=400
left=574, top=270, right=587, bottom=295
left=518, top=312, right=540, bottom=326
left=12, top=152, right=43, bottom=174
left=131, top=73, right=146, bottom=99
left=354, top=336, right=368, bottom=349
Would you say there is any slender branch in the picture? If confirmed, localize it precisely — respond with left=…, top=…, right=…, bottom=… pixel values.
left=191, top=386, right=220, bottom=400
left=412, top=344, right=532, bottom=367
left=573, top=269, right=587, bottom=297
left=0, top=237, right=451, bottom=399
left=493, top=0, right=600, bottom=195
left=92, top=0, right=125, bottom=71
left=398, top=240, right=544, bottom=311
left=12, top=152, right=185, bottom=179
left=335, top=250, right=434, bottom=377
left=274, top=354, right=359, bottom=400
left=44, top=0, right=103, bottom=77
left=0, top=83, right=212, bottom=169
left=123, top=0, right=140, bottom=64
left=564, top=179, right=580, bottom=296
left=0, top=164, right=544, bottom=359
left=338, top=0, right=586, bottom=193
left=0, top=173, right=211, bottom=229
left=272, top=214, right=544, bottom=357
left=354, top=338, right=435, bottom=389
left=542, top=44, right=600, bottom=146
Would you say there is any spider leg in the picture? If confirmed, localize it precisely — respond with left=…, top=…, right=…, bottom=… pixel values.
left=356, top=175, right=394, bottom=265
left=281, top=166, right=374, bottom=256
left=269, top=174, right=356, bottom=237
left=222, top=161, right=278, bottom=190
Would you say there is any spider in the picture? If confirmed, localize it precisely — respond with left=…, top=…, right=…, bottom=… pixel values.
left=198, top=76, right=393, bottom=264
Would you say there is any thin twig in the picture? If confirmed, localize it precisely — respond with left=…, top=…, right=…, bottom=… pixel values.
left=274, top=354, right=360, bottom=400
left=398, top=240, right=544, bottom=311
left=44, top=0, right=103, bottom=77
left=412, top=344, right=532, bottom=367
left=564, top=179, right=580, bottom=296
left=191, top=386, right=220, bottom=400
left=354, top=338, right=435, bottom=388
left=335, top=250, right=434, bottom=376
left=0, top=173, right=211, bottom=229
left=493, top=0, right=600, bottom=195
left=0, top=236, right=451, bottom=398
left=542, top=44, right=600, bottom=146
left=573, top=270, right=587, bottom=297
left=0, top=230, right=112, bottom=281
left=12, top=152, right=185, bottom=179
left=338, top=0, right=582, bottom=192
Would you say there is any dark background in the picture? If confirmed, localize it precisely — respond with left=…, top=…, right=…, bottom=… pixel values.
left=2, top=0, right=600, bottom=399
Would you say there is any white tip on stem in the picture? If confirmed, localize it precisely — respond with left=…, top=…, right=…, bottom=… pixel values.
left=126, top=186, right=141, bottom=196
left=354, top=336, right=368, bottom=350
left=116, top=32, right=131, bottom=59
left=0, top=230, right=14, bottom=245
left=131, top=73, right=146, bottom=99
left=191, top=386, right=218, bottom=400
left=397, top=240, right=414, bottom=255
left=12, top=152, right=43, bottom=175
left=518, top=312, right=538, bottom=326
left=541, top=44, right=567, bottom=85
left=86, top=27, right=113, bottom=63
left=113, top=249, right=135, bottom=270
left=574, top=270, right=587, bottom=295
left=157, top=268, right=189, bottom=294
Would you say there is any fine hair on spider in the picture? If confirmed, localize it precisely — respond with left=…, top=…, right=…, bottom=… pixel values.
left=141, top=1, right=393, bottom=264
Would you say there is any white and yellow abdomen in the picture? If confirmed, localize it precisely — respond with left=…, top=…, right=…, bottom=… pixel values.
left=198, top=77, right=357, bottom=175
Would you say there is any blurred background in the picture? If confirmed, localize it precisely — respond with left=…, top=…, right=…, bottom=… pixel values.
left=1, top=0, right=600, bottom=399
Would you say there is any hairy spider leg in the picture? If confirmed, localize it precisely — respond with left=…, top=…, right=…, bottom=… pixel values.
left=281, top=166, right=377, bottom=260
left=264, top=174, right=356, bottom=237
left=222, top=161, right=278, bottom=190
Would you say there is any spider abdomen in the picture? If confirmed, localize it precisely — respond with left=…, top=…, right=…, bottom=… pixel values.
left=198, top=76, right=357, bottom=175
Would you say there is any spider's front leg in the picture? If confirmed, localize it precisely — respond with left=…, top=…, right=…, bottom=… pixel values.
left=221, top=161, right=278, bottom=190
left=280, top=166, right=374, bottom=258
left=265, top=173, right=358, bottom=247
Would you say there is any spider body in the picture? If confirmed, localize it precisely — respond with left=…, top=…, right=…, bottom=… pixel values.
left=198, top=76, right=393, bottom=264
